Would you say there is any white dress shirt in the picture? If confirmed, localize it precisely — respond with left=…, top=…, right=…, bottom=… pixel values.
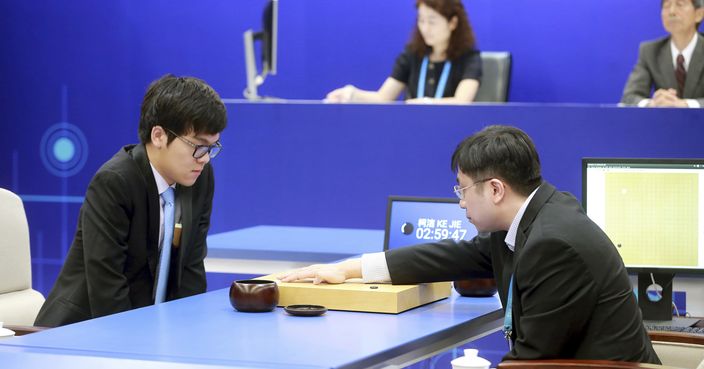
left=150, top=163, right=176, bottom=246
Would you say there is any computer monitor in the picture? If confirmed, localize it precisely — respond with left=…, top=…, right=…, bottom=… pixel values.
left=383, top=196, right=478, bottom=251
left=582, top=158, right=704, bottom=321
left=243, top=0, right=278, bottom=100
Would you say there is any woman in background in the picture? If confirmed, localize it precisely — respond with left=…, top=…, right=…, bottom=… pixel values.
left=326, top=0, right=481, bottom=104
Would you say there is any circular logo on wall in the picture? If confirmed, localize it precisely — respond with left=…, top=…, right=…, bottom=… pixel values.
left=40, top=122, right=89, bottom=177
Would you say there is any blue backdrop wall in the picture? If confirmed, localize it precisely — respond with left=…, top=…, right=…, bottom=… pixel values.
left=0, top=0, right=685, bottom=296
left=2, top=0, right=668, bottom=112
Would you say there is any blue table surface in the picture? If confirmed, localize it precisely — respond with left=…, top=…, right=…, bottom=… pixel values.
left=0, top=288, right=502, bottom=369
left=206, top=225, right=384, bottom=261
left=0, top=344, right=296, bottom=369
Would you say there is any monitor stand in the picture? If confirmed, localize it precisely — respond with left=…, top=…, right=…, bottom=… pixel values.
left=637, top=272, right=674, bottom=321
left=638, top=273, right=701, bottom=328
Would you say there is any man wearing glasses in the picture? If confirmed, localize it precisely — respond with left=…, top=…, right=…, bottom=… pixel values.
left=280, top=125, right=659, bottom=363
left=35, top=75, right=227, bottom=327
left=621, top=0, right=704, bottom=107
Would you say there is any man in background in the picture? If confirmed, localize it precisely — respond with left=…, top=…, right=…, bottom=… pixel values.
left=621, top=0, right=704, bottom=107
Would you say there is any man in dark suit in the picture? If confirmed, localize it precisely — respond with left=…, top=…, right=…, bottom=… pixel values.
left=35, top=75, right=227, bottom=327
left=621, top=0, right=704, bottom=107
left=280, top=125, right=660, bottom=363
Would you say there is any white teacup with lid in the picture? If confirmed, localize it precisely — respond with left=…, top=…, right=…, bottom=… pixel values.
left=0, top=322, right=16, bottom=339
left=450, top=348, right=491, bottom=369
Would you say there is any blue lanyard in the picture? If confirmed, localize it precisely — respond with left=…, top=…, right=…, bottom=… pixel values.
left=503, top=275, right=514, bottom=350
left=417, top=56, right=451, bottom=99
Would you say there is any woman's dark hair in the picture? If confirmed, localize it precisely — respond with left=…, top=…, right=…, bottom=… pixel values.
left=451, top=125, right=542, bottom=196
left=138, top=74, right=227, bottom=144
left=408, top=0, right=476, bottom=60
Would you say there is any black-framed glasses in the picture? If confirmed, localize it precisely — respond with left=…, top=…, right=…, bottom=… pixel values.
left=452, top=178, right=491, bottom=200
left=167, top=129, right=222, bottom=159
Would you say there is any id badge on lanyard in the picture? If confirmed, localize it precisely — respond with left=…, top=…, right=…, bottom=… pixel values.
left=503, top=275, right=515, bottom=350
left=417, top=56, right=451, bottom=99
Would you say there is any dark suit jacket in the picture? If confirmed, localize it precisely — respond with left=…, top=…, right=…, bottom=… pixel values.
left=385, top=182, right=660, bottom=363
left=621, top=35, right=704, bottom=106
left=35, top=144, right=214, bottom=327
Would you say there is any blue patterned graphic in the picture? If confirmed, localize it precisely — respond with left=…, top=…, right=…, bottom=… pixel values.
left=39, top=122, right=88, bottom=177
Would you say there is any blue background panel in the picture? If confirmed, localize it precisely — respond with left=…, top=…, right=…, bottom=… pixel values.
left=0, top=0, right=672, bottom=125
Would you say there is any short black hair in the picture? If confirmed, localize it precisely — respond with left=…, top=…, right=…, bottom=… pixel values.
left=451, top=125, right=542, bottom=196
left=138, top=74, right=227, bottom=144
left=662, top=0, right=704, bottom=7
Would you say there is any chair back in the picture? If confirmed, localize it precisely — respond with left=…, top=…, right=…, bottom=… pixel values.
left=0, top=188, right=32, bottom=293
left=0, top=188, right=45, bottom=325
left=497, top=331, right=704, bottom=369
left=650, top=331, right=704, bottom=369
left=475, top=51, right=512, bottom=102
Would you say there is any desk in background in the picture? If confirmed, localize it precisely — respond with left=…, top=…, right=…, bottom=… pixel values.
left=0, top=288, right=502, bottom=369
left=211, top=102, right=704, bottom=236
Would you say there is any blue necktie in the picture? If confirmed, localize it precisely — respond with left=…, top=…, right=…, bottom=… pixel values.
left=155, top=187, right=174, bottom=304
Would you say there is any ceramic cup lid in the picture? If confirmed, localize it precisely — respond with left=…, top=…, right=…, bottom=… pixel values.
left=450, top=349, right=490, bottom=369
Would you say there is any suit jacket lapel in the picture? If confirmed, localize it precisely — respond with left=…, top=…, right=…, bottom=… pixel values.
left=131, top=144, right=161, bottom=277
left=515, top=182, right=556, bottom=252
left=684, top=36, right=704, bottom=97
left=657, top=39, right=678, bottom=90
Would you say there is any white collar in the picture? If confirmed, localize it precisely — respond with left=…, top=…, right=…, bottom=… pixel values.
left=670, top=33, right=699, bottom=70
left=504, top=186, right=540, bottom=252
left=149, top=163, right=174, bottom=195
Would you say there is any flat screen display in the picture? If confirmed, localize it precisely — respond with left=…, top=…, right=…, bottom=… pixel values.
left=582, top=158, right=704, bottom=273
left=383, top=196, right=478, bottom=251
